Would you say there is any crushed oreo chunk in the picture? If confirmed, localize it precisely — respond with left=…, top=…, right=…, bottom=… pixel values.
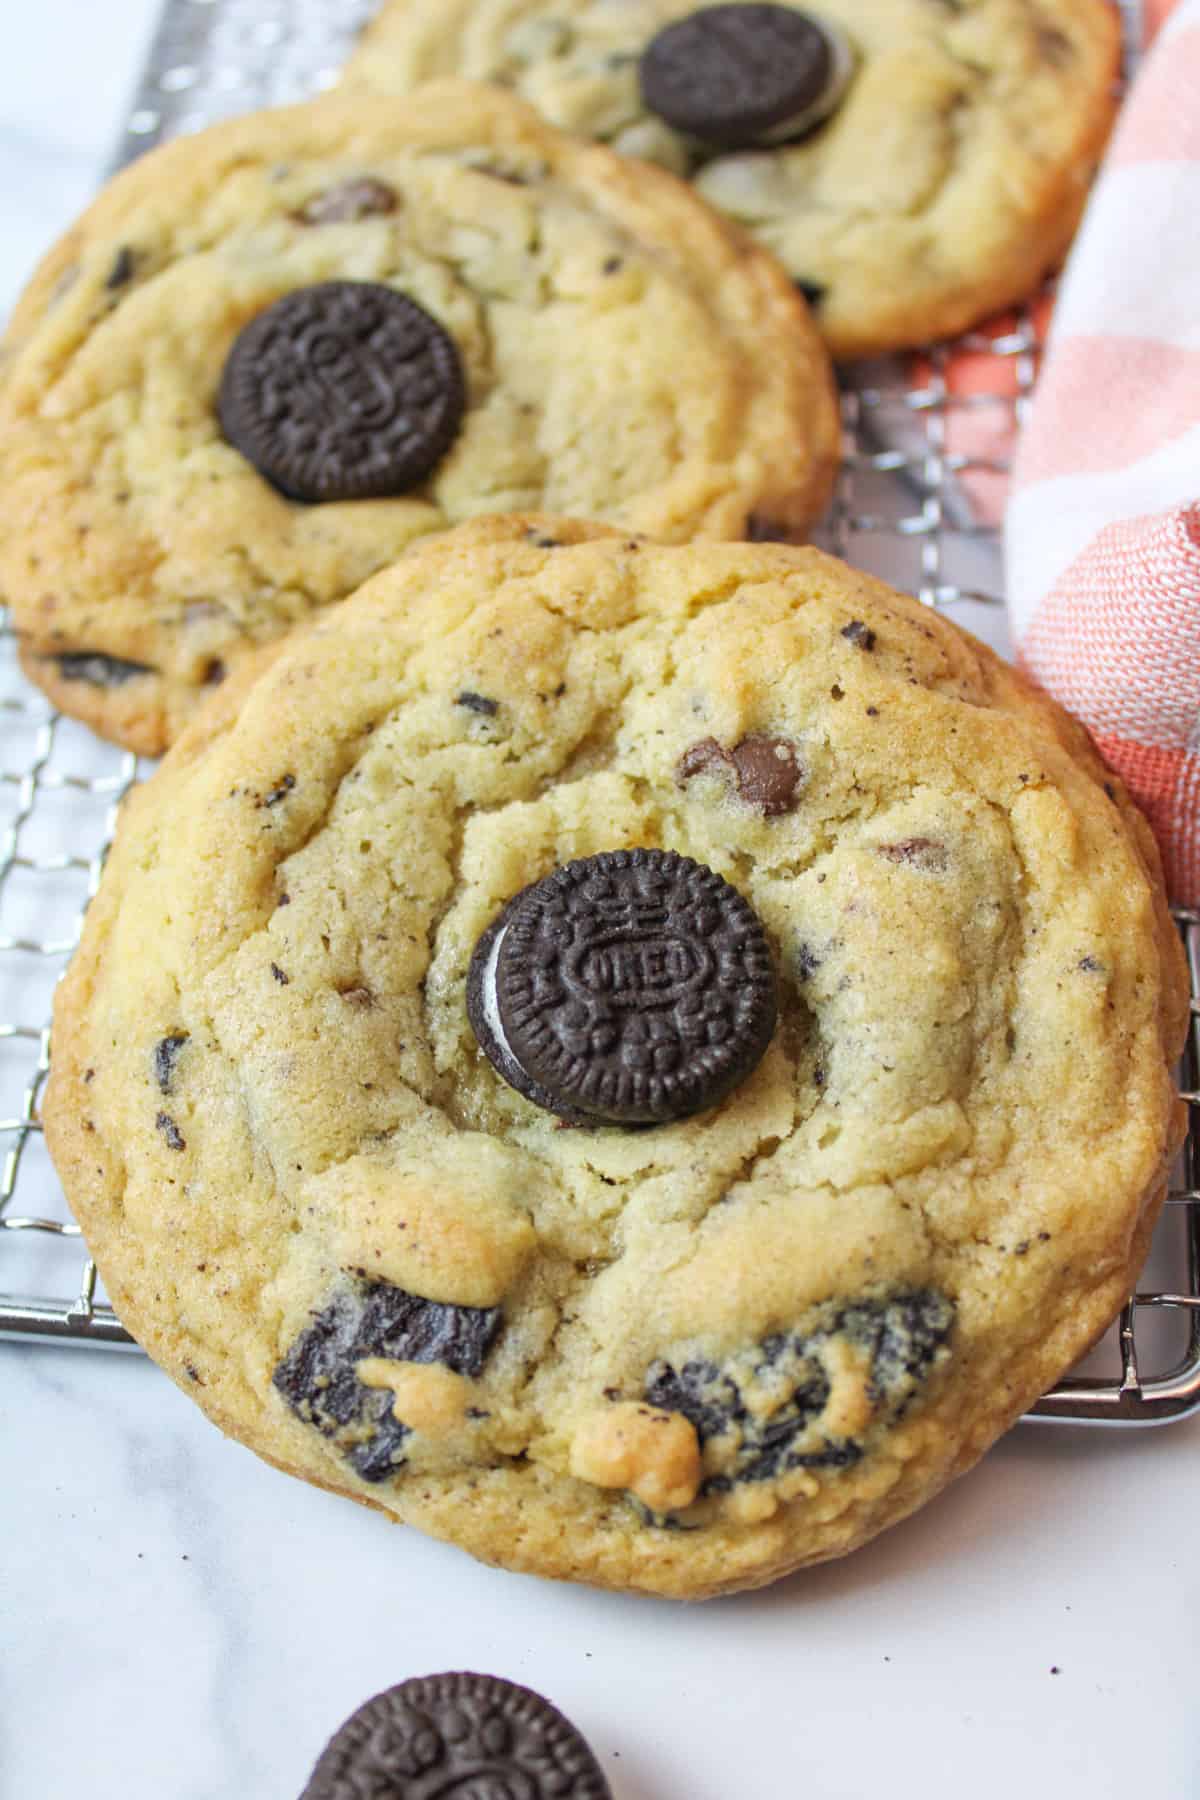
left=105, top=246, right=136, bottom=290
left=156, top=1112, right=186, bottom=1152
left=153, top=1033, right=189, bottom=1095
left=273, top=1278, right=502, bottom=1482
left=262, top=774, right=296, bottom=807
left=645, top=1290, right=953, bottom=1496
left=54, top=651, right=155, bottom=688
left=457, top=690, right=499, bottom=717
left=295, top=177, right=397, bottom=225
left=876, top=837, right=948, bottom=871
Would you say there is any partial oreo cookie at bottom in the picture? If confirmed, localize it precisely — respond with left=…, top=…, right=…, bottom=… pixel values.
left=299, top=1671, right=612, bottom=1799
left=218, top=281, right=465, bottom=503
left=467, top=848, right=777, bottom=1126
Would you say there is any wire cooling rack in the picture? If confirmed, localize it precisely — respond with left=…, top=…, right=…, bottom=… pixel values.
left=3, top=0, right=1197, bottom=1426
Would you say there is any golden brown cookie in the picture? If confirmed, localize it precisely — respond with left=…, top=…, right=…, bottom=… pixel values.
left=0, top=85, right=836, bottom=753
left=346, top=0, right=1121, bottom=356
left=45, top=518, right=1187, bottom=1598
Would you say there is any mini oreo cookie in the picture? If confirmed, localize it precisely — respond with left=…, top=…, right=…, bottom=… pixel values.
left=218, top=281, right=465, bottom=503
left=299, top=1672, right=612, bottom=1799
left=640, top=4, right=850, bottom=150
left=467, top=848, right=777, bottom=1125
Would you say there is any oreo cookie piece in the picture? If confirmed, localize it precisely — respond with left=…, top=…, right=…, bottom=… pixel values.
left=218, top=281, right=465, bottom=503
left=299, top=1672, right=612, bottom=1799
left=640, top=4, right=851, bottom=150
left=467, top=848, right=777, bottom=1125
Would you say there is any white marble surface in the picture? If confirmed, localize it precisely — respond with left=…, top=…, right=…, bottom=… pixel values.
left=2, top=7, right=1199, bottom=1799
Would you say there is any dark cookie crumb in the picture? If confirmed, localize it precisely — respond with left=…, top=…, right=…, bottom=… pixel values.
left=270, top=962, right=290, bottom=985
left=156, top=1112, right=186, bottom=1152
left=877, top=837, right=948, bottom=871
left=202, top=659, right=226, bottom=687
left=1036, top=26, right=1073, bottom=65
left=841, top=619, right=877, bottom=651
left=646, top=1290, right=953, bottom=1496
left=1077, top=955, right=1104, bottom=973
left=795, top=278, right=827, bottom=309
left=262, top=774, right=296, bottom=807
left=153, top=1033, right=189, bottom=1095
left=54, top=651, right=155, bottom=688
left=105, top=246, right=136, bottom=290
left=456, top=690, right=499, bottom=717
left=603, top=255, right=623, bottom=274
left=273, top=1278, right=502, bottom=1482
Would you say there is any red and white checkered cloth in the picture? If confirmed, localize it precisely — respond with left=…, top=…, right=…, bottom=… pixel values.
left=1004, top=0, right=1200, bottom=902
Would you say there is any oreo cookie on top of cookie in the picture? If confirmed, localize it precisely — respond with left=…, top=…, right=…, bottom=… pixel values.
left=44, top=519, right=1188, bottom=1597
left=0, top=82, right=837, bottom=754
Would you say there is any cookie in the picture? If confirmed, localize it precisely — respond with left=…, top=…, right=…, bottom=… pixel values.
left=44, top=518, right=1188, bottom=1598
left=0, top=84, right=837, bottom=754
left=300, top=1673, right=611, bottom=1798
left=345, top=0, right=1121, bottom=357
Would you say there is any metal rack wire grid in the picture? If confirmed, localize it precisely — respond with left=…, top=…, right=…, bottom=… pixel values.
left=3, top=0, right=1198, bottom=1425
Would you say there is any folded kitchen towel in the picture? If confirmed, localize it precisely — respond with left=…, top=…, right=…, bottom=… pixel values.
left=1005, top=0, right=1200, bottom=903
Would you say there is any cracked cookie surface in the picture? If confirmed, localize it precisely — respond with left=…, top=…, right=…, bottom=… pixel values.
left=0, top=83, right=835, bottom=753
left=45, top=517, right=1187, bottom=1597
left=346, top=0, right=1120, bottom=356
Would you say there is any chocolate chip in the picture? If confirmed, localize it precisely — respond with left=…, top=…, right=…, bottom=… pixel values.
left=841, top=619, right=876, bottom=650
left=270, top=963, right=290, bottom=985
left=299, top=1672, right=612, bottom=1800
left=876, top=837, right=948, bottom=871
left=202, top=659, right=226, bottom=686
left=795, top=278, right=827, bottom=309
left=156, top=1112, right=185, bottom=1152
left=728, top=737, right=803, bottom=814
left=273, top=1278, right=502, bottom=1482
left=646, top=1290, right=953, bottom=1497
left=153, top=1034, right=189, bottom=1095
left=54, top=651, right=155, bottom=688
left=457, top=690, right=499, bottom=716
left=105, top=247, right=136, bottom=290
left=641, top=4, right=841, bottom=149
left=676, top=735, right=804, bottom=815
left=746, top=514, right=795, bottom=543
left=218, top=282, right=465, bottom=503
left=295, top=177, right=397, bottom=225
left=467, top=849, right=777, bottom=1126
left=262, top=774, right=296, bottom=807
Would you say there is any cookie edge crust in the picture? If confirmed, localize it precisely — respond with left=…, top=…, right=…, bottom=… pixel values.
left=42, top=529, right=1190, bottom=1598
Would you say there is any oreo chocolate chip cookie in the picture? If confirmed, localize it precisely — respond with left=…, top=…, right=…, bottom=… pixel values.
left=218, top=282, right=465, bottom=502
left=0, top=85, right=836, bottom=752
left=345, top=0, right=1120, bottom=357
left=44, top=522, right=1188, bottom=1597
left=467, top=849, right=777, bottom=1124
left=300, top=1673, right=611, bottom=1799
